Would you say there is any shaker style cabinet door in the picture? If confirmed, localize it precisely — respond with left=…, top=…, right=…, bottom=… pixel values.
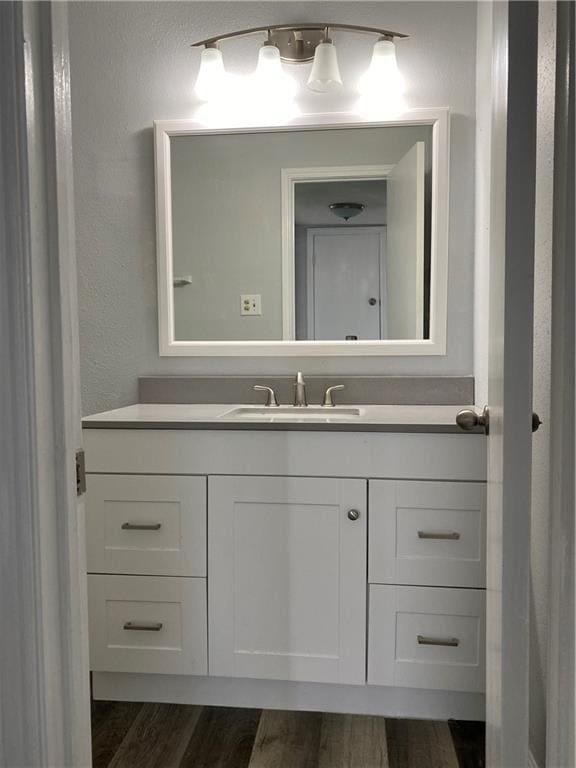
left=208, top=476, right=367, bottom=685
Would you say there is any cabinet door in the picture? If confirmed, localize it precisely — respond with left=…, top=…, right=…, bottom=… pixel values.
left=209, top=476, right=367, bottom=685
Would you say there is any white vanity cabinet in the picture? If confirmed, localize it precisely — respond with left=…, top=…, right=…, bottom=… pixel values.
left=84, top=426, right=487, bottom=720
left=208, top=476, right=367, bottom=685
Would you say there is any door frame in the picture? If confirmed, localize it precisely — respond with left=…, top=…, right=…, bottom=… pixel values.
left=282, top=164, right=392, bottom=339
left=305, top=226, right=387, bottom=340
left=0, top=2, right=91, bottom=766
left=483, top=2, right=539, bottom=765
left=545, top=2, right=575, bottom=764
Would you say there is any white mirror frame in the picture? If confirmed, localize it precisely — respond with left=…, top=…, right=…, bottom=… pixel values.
left=154, top=108, right=449, bottom=356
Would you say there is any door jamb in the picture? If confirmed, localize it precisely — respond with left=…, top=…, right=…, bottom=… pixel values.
left=0, top=2, right=91, bottom=765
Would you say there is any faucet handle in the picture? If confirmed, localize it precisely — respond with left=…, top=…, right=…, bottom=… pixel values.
left=253, top=385, right=280, bottom=407
left=322, top=384, right=345, bottom=407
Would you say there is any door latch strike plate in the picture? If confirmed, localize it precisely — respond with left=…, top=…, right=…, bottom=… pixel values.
left=76, top=449, right=86, bottom=496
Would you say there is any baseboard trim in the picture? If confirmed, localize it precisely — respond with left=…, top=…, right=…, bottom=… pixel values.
left=92, top=672, right=486, bottom=722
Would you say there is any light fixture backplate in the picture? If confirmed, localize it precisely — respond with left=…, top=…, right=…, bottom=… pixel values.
left=268, top=28, right=327, bottom=63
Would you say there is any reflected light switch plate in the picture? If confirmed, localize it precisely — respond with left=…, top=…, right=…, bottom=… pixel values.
left=241, top=295, right=262, bottom=316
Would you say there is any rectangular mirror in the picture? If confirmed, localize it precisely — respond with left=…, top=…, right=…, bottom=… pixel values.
left=155, top=111, right=448, bottom=356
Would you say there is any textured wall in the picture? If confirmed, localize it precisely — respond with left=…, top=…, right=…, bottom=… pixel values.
left=69, top=1, right=477, bottom=415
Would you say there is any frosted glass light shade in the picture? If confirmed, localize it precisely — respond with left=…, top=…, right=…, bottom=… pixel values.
left=195, top=47, right=228, bottom=101
left=253, top=43, right=297, bottom=99
left=358, top=39, right=405, bottom=97
left=307, top=41, right=343, bottom=93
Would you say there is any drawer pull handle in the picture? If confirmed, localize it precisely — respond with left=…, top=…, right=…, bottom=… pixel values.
left=123, top=621, right=163, bottom=632
left=417, top=530, right=461, bottom=540
left=121, top=522, right=162, bottom=531
left=417, top=635, right=460, bottom=647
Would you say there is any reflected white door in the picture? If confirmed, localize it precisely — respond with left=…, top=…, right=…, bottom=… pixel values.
left=482, top=4, right=538, bottom=766
left=386, top=141, right=426, bottom=339
left=306, top=227, right=386, bottom=340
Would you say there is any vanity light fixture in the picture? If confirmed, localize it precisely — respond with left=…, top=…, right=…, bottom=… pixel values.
left=358, top=37, right=405, bottom=98
left=191, top=24, right=408, bottom=101
left=329, top=202, right=366, bottom=221
left=307, top=38, right=343, bottom=93
left=253, top=39, right=297, bottom=100
left=194, top=44, right=229, bottom=101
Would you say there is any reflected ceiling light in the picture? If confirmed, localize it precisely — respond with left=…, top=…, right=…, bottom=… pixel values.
left=253, top=40, right=297, bottom=100
left=307, top=39, right=342, bottom=93
left=194, top=45, right=229, bottom=101
left=329, top=202, right=365, bottom=221
left=358, top=37, right=405, bottom=98
left=191, top=24, right=408, bottom=104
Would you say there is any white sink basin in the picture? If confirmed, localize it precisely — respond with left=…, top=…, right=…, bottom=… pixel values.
left=220, top=406, right=364, bottom=422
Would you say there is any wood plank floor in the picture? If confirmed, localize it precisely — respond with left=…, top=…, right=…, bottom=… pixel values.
left=91, top=701, right=484, bottom=768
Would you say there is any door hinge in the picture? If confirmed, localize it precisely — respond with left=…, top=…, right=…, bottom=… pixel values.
left=76, top=449, right=86, bottom=496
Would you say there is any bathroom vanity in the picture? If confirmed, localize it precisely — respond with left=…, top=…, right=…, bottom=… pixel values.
left=83, top=107, right=485, bottom=720
left=84, top=403, right=486, bottom=721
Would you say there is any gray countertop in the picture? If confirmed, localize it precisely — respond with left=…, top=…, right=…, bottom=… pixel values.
left=82, top=403, right=481, bottom=434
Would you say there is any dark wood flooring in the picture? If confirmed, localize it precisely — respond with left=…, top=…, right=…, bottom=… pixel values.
left=91, top=700, right=484, bottom=768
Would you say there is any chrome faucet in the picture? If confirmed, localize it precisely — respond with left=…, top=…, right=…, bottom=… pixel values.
left=293, top=371, right=307, bottom=407
left=322, top=384, right=345, bottom=407
left=253, top=385, right=279, bottom=407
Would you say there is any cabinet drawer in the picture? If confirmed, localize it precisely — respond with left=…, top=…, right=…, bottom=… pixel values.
left=368, top=585, right=485, bottom=692
left=369, top=481, right=486, bottom=588
left=88, top=574, right=207, bottom=675
left=86, top=475, right=206, bottom=576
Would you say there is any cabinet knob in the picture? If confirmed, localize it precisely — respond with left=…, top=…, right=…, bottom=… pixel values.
left=347, top=509, right=360, bottom=521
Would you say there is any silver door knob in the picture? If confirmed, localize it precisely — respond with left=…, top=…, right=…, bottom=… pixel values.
left=347, top=509, right=360, bottom=521
left=456, top=407, right=541, bottom=435
left=456, top=406, right=490, bottom=434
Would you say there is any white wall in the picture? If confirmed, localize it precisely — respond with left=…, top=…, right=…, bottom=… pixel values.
left=473, top=2, right=493, bottom=408
left=69, top=1, right=477, bottom=415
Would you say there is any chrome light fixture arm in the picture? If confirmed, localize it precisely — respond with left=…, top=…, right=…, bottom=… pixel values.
left=191, top=23, right=408, bottom=64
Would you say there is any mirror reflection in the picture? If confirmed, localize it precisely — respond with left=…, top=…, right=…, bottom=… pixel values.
left=169, top=125, right=432, bottom=342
